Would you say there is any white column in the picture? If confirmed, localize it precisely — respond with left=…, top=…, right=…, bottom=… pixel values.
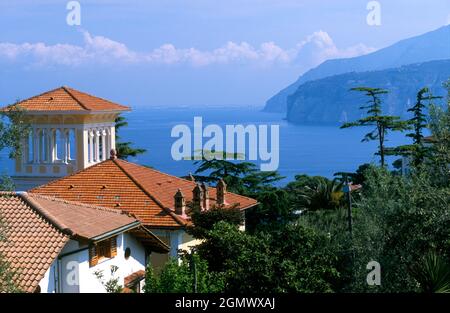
left=105, top=129, right=111, bottom=158
left=38, top=128, right=43, bottom=163
left=33, top=128, right=38, bottom=163
left=45, top=129, right=52, bottom=163
left=94, top=130, right=100, bottom=162
left=41, top=129, right=46, bottom=163
left=82, top=129, right=89, bottom=168
left=89, top=130, right=94, bottom=163
left=50, top=129, right=56, bottom=162
left=109, top=126, right=116, bottom=151
left=101, top=129, right=107, bottom=161
left=60, top=128, right=66, bottom=164
left=66, top=129, right=71, bottom=161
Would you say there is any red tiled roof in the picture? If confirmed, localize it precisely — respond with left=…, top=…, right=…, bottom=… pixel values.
left=0, top=192, right=168, bottom=292
left=124, top=270, right=145, bottom=287
left=0, top=193, right=69, bottom=292
left=26, top=193, right=140, bottom=240
left=350, top=184, right=362, bottom=192
left=3, top=86, right=130, bottom=112
left=31, top=159, right=259, bottom=228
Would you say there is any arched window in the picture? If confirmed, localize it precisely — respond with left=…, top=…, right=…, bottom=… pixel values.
left=38, top=129, right=45, bottom=163
left=56, top=129, right=64, bottom=161
left=69, top=129, right=76, bottom=161
left=27, top=132, right=33, bottom=163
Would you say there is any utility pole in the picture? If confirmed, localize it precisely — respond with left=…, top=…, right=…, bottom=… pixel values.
left=343, top=174, right=353, bottom=236
left=189, top=250, right=198, bottom=293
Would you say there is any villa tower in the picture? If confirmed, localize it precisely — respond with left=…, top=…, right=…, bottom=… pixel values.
left=7, top=86, right=130, bottom=190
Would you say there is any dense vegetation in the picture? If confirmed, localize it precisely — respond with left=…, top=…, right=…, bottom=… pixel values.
left=145, top=80, right=450, bottom=293
left=265, top=25, right=450, bottom=113
left=286, top=60, right=450, bottom=124
left=1, top=81, right=449, bottom=293
left=0, top=102, right=29, bottom=292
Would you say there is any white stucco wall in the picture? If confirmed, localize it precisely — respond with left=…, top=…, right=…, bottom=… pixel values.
left=151, top=229, right=185, bottom=259
left=39, top=260, right=57, bottom=293
left=38, top=233, right=147, bottom=293
left=150, top=229, right=201, bottom=264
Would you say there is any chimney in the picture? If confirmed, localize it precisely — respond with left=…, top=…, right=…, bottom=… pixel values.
left=110, top=149, right=117, bottom=160
left=216, top=179, right=227, bottom=205
left=192, top=184, right=203, bottom=211
left=187, top=173, right=196, bottom=182
left=201, top=183, right=209, bottom=211
left=174, top=189, right=186, bottom=217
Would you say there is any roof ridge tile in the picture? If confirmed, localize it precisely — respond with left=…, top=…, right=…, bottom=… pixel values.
left=28, top=192, right=137, bottom=218
left=61, top=86, right=90, bottom=111
left=112, top=159, right=188, bottom=226
left=65, top=86, right=130, bottom=111
left=2, top=86, right=130, bottom=112
left=17, top=192, right=74, bottom=237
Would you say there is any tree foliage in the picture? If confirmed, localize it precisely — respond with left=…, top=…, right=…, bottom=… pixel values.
left=192, top=150, right=291, bottom=231
left=93, top=265, right=123, bottom=293
left=195, top=221, right=340, bottom=293
left=0, top=103, right=29, bottom=292
left=192, top=150, right=284, bottom=195
left=0, top=103, right=31, bottom=159
left=285, top=175, right=344, bottom=212
left=186, top=205, right=243, bottom=239
left=349, top=167, right=450, bottom=292
left=341, top=87, right=410, bottom=166
left=390, top=87, right=442, bottom=167
left=426, top=80, right=450, bottom=186
left=144, top=254, right=225, bottom=293
left=411, top=251, right=450, bottom=293
left=115, top=115, right=147, bottom=159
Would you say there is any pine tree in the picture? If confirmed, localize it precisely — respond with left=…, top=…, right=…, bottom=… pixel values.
left=393, top=87, right=442, bottom=167
left=341, top=87, right=410, bottom=167
left=115, top=115, right=147, bottom=159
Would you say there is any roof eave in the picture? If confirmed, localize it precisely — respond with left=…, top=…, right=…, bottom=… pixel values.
left=89, top=221, right=141, bottom=243
left=239, top=202, right=260, bottom=211
left=19, top=109, right=130, bottom=115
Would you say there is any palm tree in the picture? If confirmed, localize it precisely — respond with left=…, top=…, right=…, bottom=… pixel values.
left=412, top=251, right=450, bottom=293
left=298, top=178, right=344, bottom=212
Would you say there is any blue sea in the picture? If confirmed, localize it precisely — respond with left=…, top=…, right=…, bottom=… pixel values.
left=0, top=106, right=409, bottom=186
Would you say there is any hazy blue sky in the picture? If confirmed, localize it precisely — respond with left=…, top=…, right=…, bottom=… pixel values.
left=1, top=0, right=449, bottom=107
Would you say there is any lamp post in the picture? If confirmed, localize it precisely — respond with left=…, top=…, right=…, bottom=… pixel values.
left=343, top=174, right=353, bottom=236
left=188, top=249, right=198, bottom=293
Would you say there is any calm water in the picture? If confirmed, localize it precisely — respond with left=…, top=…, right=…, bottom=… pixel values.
left=0, top=107, right=409, bottom=186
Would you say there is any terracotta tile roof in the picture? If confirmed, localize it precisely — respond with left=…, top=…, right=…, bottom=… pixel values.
left=124, top=270, right=145, bottom=287
left=350, top=184, right=362, bottom=192
left=25, top=193, right=140, bottom=240
left=0, top=192, right=168, bottom=292
left=2, top=86, right=130, bottom=112
left=31, top=159, right=258, bottom=228
left=423, top=135, right=435, bottom=143
left=0, top=193, right=69, bottom=292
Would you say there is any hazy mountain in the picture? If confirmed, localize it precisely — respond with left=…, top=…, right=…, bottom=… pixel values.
left=286, top=60, right=450, bottom=124
left=264, top=25, right=450, bottom=113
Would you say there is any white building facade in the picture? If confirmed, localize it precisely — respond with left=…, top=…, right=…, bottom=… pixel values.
left=39, top=233, right=147, bottom=293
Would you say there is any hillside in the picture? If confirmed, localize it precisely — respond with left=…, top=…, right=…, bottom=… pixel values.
left=265, top=25, right=450, bottom=113
left=286, top=60, right=450, bottom=124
